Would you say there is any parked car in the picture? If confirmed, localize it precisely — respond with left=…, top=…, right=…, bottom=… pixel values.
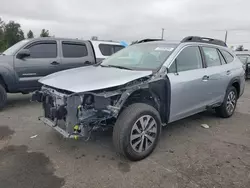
left=0, top=38, right=124, bottom=109
left=235, top=51, right=250, bottom=79
left=32, top=36, right=245, bottom=161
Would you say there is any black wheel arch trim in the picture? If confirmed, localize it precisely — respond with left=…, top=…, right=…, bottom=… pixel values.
left=227, top=76, right=241, bottom=97
left=117, top=76, right=171, bottom=124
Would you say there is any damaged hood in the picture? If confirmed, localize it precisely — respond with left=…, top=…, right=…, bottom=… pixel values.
left=39, top=66, right=152, bottom=93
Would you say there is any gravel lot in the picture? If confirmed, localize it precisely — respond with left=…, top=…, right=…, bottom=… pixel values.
left=0, top=81, right=250, bottom=188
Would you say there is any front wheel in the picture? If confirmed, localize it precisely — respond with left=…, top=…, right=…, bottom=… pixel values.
left=216, top=86, right=237, bottom=118
left=113, top=103, right=161, bottom=161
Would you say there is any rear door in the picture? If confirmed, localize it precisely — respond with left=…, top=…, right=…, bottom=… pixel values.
left=201, top=46, right=229, bottom=104
left=60, top=41, right=95, bottom=71
left=14, top=40, right=60, bottom=90
left=168, top=46, right=211, bottom=122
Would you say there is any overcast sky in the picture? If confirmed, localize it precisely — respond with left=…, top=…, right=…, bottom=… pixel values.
left=1, top=0, right=250, bottom=48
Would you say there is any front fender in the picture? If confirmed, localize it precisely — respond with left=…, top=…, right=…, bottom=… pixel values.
left=0, top=66, right=18, bottom=92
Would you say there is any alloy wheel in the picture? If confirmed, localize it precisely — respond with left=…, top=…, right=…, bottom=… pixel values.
left=130, top=115, right=157, bottom=153
left=226, top=91, right=236, bottom=114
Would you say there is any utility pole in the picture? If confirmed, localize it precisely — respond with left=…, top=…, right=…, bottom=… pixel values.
left=225, top=30, right=228, bottom=43
left=161, top=28, right=165, bottom=39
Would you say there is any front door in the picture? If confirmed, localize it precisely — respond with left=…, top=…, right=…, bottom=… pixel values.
left=14, top=40, right=60, bottom=90
left=167, top=46, right=210, bottom=123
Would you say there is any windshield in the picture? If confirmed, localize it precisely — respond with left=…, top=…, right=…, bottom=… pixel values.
left=3, top=39, right=30, bottom=55
left=101, top=43, right=177, bottom=71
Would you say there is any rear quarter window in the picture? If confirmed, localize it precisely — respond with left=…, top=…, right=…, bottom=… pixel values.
left=220, top=50, right=234, bottom=63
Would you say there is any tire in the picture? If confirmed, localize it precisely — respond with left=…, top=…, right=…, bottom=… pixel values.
left=0, top=84, right=7, bottom=110
left=215, top=86, right=237, bottom=118
left=113, top=103, right=161, bottom=161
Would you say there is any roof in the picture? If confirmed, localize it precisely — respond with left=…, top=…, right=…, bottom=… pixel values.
left=132, top=36, right=228, bottom=48
left=132, top=40, right=232, bottom=52
left=181, top=36, right=227, bottom=47
left=32, top=37, right=83, bottom=41
left=30, top=37, right=123, bottom=45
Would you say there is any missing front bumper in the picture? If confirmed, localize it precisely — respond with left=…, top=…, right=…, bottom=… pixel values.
left=39, top=116, right=75, bottom=138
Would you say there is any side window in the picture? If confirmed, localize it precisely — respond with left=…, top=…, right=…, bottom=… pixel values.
left=169, top=46, right=202, bottom=73
left=202, top=47, right=221, bottom=67
left=27, top=42, right=57, bottom=58
left=220, top=50, right=234, bottom=63
left=99, top=44, right=124, bottom=56
left=62, top=42, right=88, bottom=58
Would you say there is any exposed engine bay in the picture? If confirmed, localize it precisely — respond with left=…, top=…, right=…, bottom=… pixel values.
left=32, top=75, right=169, bottom=140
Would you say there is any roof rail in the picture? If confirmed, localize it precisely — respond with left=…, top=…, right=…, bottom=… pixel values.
left=181, top=36, right=227, bottom=47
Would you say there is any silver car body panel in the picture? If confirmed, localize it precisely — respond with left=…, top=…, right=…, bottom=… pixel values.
left=163, top=42, right=245, bottom=123
left=39, top=66, right=152, bottom=92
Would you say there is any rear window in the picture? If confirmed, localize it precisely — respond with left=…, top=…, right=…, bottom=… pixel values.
left=62, top=42, right=88, bottom=58
left=220, top=50, right=234, bottom=63
left=99, top=44, right=124, bottom=56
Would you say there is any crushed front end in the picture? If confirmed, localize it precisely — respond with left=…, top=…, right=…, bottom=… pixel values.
left=32, top=78, right=152, bottom=139
left=32, top=85, right=124, bottom=139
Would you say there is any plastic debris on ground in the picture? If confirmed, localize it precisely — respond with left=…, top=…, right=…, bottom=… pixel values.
left=30, top=135, right=38, bottom=139
left=201, top=124, right=210, bottom=129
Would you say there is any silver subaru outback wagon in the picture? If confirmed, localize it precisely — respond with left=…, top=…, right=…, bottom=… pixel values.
left=32, top=36, right=245, bottom=161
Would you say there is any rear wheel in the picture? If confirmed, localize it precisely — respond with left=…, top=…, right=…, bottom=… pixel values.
left=0, top=84, right=7, bottom=110
left=113, top=103, right=161, bottom=161
left=216, top=86, right=237, bottom=118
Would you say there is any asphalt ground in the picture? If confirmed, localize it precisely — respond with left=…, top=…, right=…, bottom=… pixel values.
left=0, top=81, right=250, bottom=188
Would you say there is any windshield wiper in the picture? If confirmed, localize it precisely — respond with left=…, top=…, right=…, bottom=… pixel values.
left=100, top=64, right=132, bottom=70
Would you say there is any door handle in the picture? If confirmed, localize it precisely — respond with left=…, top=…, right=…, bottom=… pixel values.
left=226, top=70, right=231, bottom=75
left=202, top=75, right=209, bottom=81
left=51, top=61, right=60, bottom=65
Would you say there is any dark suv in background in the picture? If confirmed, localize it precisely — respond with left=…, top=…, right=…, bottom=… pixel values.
left=235, top=51, right=250, bottom=79
left=0, top=38, right=124, bottom=109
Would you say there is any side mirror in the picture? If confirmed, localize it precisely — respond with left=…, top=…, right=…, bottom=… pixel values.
left=17, top=49, right=30, bottom=59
